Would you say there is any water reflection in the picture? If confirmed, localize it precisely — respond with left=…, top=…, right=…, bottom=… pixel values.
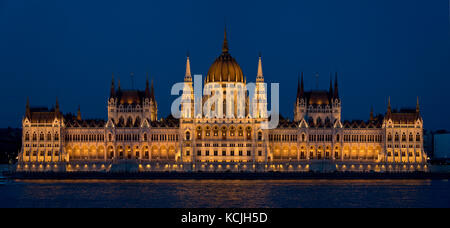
left=1, top=179, right=448, bottom=208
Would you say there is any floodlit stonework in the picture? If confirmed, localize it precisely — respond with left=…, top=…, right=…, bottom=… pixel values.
left=16, top=30, right=428, bottom=173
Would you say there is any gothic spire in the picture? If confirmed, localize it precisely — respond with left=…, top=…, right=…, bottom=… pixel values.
left=329, top=73, right=333, bottom=98
left=387, top=97, right=392, bottom=116
left=222, top=25, right=229, bottom=54
left=256, top=53, right=264, bottom=82
left=185, top=54, right=192, bottom=82
left=110, top=73, right=115, bottom=98
left=145, top=74, right=151, bottom=98
left=150, top=79, right=155, bottom=101
left=416, top=96, right=420, bottom=113
left=370, top=106, right=374, bottom=121
left=77, top=105, right=82, bottom=121
left=333, top=72, right=339, bottom=99
left=300, top=72, right=304, bottom=98
left=26, top=97, right=30, bottom=118
left=55, top=97, right=60, bottom=115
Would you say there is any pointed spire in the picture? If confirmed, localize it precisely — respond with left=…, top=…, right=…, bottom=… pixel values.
left=416, top=96, right=420, bottom=113
left=185, top=54, right=192, bottom=82
left=329, top=73, right=333, bottom=98
left=25, top=97, right=30, bottom=118
left=300, top=72, right=304, bottom=98
left=150, top=79, right=155, bottom=101
left=110, top=73, right=115, bottom=98
left=256, top=53, right=264, bottom=82
left=145, top=74, right=151, bottom=98
left=77, top=105, right=81, bottom=121
left=117, top=78, right=121, bottom=91
left=55, top=97, right=60, bottom=115
left=333, top=72, right=339, bottom=99
left=387, top=97, right=392, bottom=116
left=222, top=25, right=229, bottom=54
left=370, top=106, right=374, bottom=121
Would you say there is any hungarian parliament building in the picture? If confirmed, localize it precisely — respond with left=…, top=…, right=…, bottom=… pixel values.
left=16, top=30, right=428, bottom=173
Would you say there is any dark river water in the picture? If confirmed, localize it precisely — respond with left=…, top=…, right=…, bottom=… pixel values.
left=0, top=179, right=449, bottom=208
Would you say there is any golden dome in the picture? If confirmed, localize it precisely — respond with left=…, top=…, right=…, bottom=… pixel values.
left=206, top=28, right=244, bottom=83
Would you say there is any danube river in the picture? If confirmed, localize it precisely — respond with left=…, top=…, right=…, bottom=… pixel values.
left=0, top=179, right=449, bottom=208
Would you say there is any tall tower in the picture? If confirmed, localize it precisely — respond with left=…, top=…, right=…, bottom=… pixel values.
left=331, top=72, right=341, bottom=122
left=149, top=79, right=158, bottom=121
left=252, top=54, right=268, bottom=119
left=294, top=73, right=306, bottom=122
left=181, top=54, right=195, bottom=119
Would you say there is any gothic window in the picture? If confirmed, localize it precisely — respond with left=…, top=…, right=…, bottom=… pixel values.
left=144, top=133, right=147, bottom=141
left=409, top=133, right=413, bottom=142
left=196, top=127, right=202, bottom=140
left=230, top=126, right=236, bottom=137
left=238, top=127, right=244, bottom=137
left=40, top=132, right=44, bottom=141
left=402, top=133, right=406, bottom=142
left=258, top=132, right=263, bottom=141
left=246, top=127, right=252, bottom=140
left=302, top=133, right=306, bottom=142
left=47, top=132, right=51, bottom=141
left=388, top=133, right=392, bottom=142
left=416, top=133, right=421, bottom=142
left=185, top=131, right=191, bottom=141
left=25, top=132, right=30, bottom=141
left=213, top=126, right=219, bottom=136
left=394, top=133, right=399, bottom=142
left=336, top=134, right=340, bottom=142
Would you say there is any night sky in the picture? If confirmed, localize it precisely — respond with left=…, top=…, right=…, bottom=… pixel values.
left=0, top=0, right=449, bottom=130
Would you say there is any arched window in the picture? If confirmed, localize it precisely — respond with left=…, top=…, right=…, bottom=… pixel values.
left=25, top=132, right=30, bottom=141
left=186, top=131, right=191, bottom=141
left=394, top=133, right=399, bottom=142
left=196, top=127, right=202, bottom=139
left=54, top=133, right=59, bottom=141
left=402, top=133, right=406, bottom=142
left=388, top=133, right=392, bottom=142
left=336, top=134, right=340, bottom=142
left=302, top=133, right=306, bottom=142
left=40, top=132, right=44, bottom=141
left=246, top=127, right=252, bottom=140
left=416, top=133, right=421, bottom=142
left=143, top=133, right=147, bottom=141
left=409, top=133, right=413, bottom=142
left=258, top=132, right=263, bottom=141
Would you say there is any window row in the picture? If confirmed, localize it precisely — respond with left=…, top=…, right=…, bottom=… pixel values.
left=65, top=134, right=104, bottom=142
left=343, top=135, right=383, bottom=143
left=387, top=133, right=421, bottom=142
left=196, top=150, right=254, bottom=157
left=25, top=132, right=59, bottom=142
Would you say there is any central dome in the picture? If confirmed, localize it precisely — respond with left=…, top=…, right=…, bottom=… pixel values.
left=206, top=29, right=244, bottom=83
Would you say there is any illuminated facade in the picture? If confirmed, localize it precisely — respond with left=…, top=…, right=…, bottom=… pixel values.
left=16, top=30, right=428, bottom=173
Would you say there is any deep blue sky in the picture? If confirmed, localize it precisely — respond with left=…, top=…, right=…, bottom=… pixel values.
left=0, top=0, right=449, bottom=130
